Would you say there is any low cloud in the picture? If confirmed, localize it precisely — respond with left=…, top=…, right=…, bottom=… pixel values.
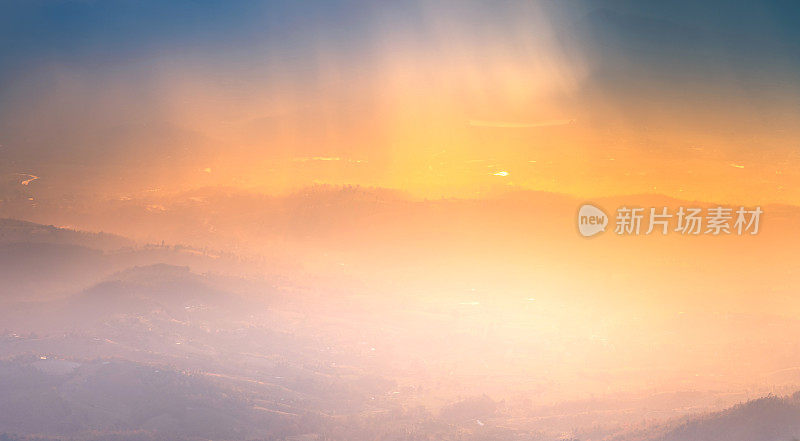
left=468, top=119, right=574, bottom=128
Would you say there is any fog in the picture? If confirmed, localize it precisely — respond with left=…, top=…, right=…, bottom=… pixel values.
left=2, top=188, right=800, bottom=440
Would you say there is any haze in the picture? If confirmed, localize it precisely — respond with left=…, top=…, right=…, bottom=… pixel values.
left=2, top=2, right=800, bottom=441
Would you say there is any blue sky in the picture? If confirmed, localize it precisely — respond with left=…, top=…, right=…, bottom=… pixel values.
left=1, top=1, right=800, bottom=202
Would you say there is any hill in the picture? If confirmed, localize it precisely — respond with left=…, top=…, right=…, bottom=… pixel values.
left=0, top=218, right=133, bottom=251
left=615, top=393, right=800, bottom=441
left=0, top=356, right=297, bottom=441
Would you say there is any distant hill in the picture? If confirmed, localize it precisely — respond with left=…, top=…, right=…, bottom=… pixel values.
left=0, top=219, right=272, bottom=300
left=0, top=357, right=297, bottom=441
left=615, top=393, right=800, bottom=441
left=0, top=264, right=256, bottom=333
left=0, top=242, right=112, bottom=300
left=0, top=218, right=133, bottom=251
left=62, top=264, right=253, bottom=322
left=0, top=219, right=131, bottom=300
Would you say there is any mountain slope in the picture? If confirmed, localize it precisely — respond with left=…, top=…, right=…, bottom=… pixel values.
left=0, top=357, right=297, bottom=441
left=615, top=394, right=800, bottom=441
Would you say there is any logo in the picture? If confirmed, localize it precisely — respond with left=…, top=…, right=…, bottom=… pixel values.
left=578, top=204, right=608, bottom=237
left=576, top=203, right=763, bottom=237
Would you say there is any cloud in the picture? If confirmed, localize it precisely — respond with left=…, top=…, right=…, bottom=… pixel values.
left=293, top=157, right=342, bottom=162
left=469, top=119, right=574, bottom=128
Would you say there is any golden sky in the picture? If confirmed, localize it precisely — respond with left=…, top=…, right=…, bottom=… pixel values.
left=1, top=1, right=799, bottom=205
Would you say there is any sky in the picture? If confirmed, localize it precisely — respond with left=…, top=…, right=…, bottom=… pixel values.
left=2, top=0, right=800, bottom=204
left=3, top=2, right=800, bottom=402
